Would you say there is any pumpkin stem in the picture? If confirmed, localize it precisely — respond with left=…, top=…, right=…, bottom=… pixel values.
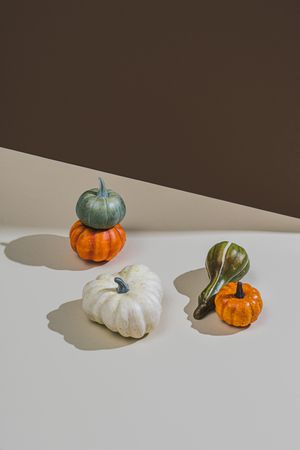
left=97, top=177, right=109, bottom=198
left=114, top=277, right=130, bottom=294
left=235, top=281, right=245, bottom=299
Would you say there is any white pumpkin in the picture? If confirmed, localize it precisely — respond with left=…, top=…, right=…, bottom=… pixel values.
left=82, top=264, right=163, bottom=338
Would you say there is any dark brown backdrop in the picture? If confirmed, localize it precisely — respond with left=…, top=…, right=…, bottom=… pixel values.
left=0, top=1, right=299, bottom=217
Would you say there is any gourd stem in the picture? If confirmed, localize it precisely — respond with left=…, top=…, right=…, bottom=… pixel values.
left=235, top=281, right=245, bottom=299
left=114, top=277, right=130, bottom=294
left=97, top=177, right=108, bottom=198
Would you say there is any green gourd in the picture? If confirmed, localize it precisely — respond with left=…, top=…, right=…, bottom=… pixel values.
left=193, top=241, right=250, bottom=320
left=76, top=178, right=126, bottom=230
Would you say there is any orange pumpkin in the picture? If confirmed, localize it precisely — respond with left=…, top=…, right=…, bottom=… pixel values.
left=69, top=220, right=126, bottom=262
left=215, top=281, right=263, bottom=327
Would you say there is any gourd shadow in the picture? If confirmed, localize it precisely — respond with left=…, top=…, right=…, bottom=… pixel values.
left=1, top=234, right=100, bottom=270
left=174, top=268, right=245, bottom=336
left=47, top=299, right=137, bottom=350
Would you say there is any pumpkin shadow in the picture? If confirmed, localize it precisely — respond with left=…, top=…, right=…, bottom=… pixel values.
left=47, top=299, right=138, bottom=350
left=174, top=268, right=245, bottom=336
left=1, top=234, right=100, bottom=270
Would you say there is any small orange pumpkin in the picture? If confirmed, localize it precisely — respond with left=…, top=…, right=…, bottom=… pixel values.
left=69, top=220, right=126, bottom=262
left=215, top=281, right=263, bottom=327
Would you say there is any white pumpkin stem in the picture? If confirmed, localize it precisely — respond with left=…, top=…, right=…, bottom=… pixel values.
left=114, top=277, right=129, bottom=294
left=97, top=177, right=109, bottom=198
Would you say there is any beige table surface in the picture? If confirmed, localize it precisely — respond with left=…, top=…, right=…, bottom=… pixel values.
left=1, top=225, right=300, bottom=450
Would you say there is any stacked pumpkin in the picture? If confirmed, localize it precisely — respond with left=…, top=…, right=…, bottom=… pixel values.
left=70, top=178, right=127, bottom=262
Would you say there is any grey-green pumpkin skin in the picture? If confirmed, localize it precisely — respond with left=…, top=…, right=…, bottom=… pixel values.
left=76, top=179, right=126, bottom=230
left=193, top=241, right=250, bottom=319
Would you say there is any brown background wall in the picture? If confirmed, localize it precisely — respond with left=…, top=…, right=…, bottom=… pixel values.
left=0, top=1, right=299, bottom=217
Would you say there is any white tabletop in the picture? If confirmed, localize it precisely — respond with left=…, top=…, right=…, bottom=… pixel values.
left=1, top=226, right=299, bottom=450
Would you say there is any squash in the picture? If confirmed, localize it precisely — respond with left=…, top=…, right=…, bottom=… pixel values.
left=215, top=281, right=263, bottom=327
left=76, top=177, right=126, bottom=229
left=82, top=264, right=163, bottom=338
left=193, top=241, right=250, bottom=319
left=69, top=220, right=126, bottom=262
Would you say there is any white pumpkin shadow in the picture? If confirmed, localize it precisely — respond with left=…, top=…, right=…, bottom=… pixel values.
left=174, top=268, right=245, bottom=336
left=2, top=234, right=100, bottom=270
left=47, top=299, right=139, bottom=350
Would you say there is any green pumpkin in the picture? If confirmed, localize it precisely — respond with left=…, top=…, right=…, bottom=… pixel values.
left=76, top=178, right=126, bottom=229
left=193, top=241, right=250, bottom=319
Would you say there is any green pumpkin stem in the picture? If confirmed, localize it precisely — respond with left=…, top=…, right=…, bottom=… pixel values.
left=114, top=277, right=130, bottom=294
left=235, top=281, right=245, bottom=299
left=97, top=177, right=109, bottom=198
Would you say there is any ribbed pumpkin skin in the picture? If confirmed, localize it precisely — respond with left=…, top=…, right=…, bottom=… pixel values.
left=215, top=282, right=263, bottom=327
left=76, top=188, right=126, bottom=230
left=69, top=220, right=126, bottom=262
